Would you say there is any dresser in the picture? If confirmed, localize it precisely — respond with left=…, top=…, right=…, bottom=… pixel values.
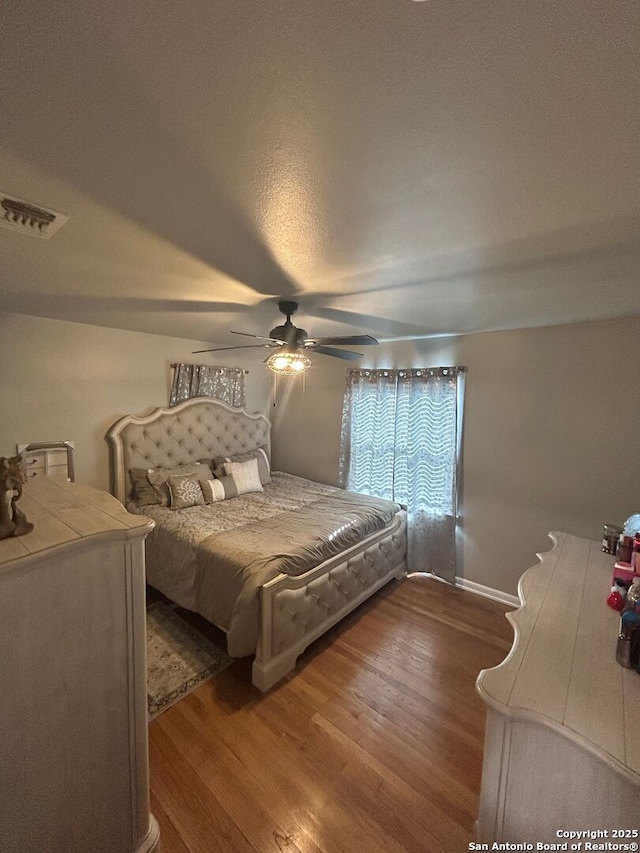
left=0, top=477, right=160, bottom=853
left=476, top=532, right=640, bottom=842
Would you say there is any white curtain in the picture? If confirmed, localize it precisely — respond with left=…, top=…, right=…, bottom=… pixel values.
left=338, top=367, right=465, bottom=582
left=338, top=370, right=398, bottom=500
left=169, top=363, right=246, bottom=408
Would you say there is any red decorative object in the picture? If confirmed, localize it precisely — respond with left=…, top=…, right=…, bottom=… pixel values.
left=607, top=590, right=625, bottom=611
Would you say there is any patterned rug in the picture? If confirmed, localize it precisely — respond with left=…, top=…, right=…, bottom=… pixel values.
left=146, top=602, right=233, bottom=720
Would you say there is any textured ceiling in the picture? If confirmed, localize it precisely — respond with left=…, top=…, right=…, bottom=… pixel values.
left=1, top=0, right=639, bottom=349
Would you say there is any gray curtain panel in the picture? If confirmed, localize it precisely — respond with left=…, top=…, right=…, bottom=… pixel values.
left=169, top=363, right=246, bottom=408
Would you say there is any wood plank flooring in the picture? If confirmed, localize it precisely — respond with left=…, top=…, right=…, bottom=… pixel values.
left=148, top=576, right=513, bottom=853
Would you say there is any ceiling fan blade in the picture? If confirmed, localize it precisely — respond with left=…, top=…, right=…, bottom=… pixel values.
left=192, top=344, right=275, bottom=353
left=307, top=345, right=363, bottom=361
left=230, top=330, right=283, bottom=343
left=305, top=334, right=378, bottom=346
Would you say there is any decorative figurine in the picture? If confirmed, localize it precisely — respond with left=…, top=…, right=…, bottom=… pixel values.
left=0, top=456, right=34, bottom=540
left=607, top=585, right=626, bottom=611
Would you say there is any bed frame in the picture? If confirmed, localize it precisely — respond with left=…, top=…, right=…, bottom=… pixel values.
left=106, top=398, right=407, bottom=691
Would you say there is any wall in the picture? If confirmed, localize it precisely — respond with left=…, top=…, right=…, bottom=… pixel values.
left=0, top=312, right=270, bottom=492
left=2, top=310, right=638, bottom=596
left=272, top=317, right=640, bottom=596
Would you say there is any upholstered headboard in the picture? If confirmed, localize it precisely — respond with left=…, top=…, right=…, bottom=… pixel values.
left=106, top=398, right=271, bottom=504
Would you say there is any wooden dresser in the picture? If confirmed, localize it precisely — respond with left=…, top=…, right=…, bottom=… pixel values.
left=0, top=477, right=159, bottom=853
left=476, top=532, right=640, bottom=842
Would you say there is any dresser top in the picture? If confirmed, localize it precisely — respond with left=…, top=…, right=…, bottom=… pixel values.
left=0, top=477, right=153, bottom=566
left=477, top=532, right=640, bottom=778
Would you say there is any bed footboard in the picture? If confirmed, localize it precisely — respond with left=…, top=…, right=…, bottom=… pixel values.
left=252, top=510, right=407, bottom=692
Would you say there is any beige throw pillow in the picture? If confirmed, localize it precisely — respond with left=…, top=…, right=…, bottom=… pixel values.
left=212, top=447, right=271, bottom=485
left=223, top=458, right=263, bottom=495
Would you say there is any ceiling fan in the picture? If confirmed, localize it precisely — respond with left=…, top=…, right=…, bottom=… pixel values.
left=193, top=300, right=378, bottom=374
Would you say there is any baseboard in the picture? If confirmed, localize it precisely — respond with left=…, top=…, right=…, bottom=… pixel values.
left=416, top=572, right=519, bottom=607
left=137, top=815, right=161, bottom=853
left=454, top=576, right=519, bottom=608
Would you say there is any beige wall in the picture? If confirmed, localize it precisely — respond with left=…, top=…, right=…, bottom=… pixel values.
left=0, top=312, right=270, bottom=492
left=272, top=317, right=640, bottom=596
left=3, top=310, right=638, bottom=596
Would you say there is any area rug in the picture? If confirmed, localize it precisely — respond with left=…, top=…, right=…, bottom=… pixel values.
left=146, top=601, right=233, bottom=719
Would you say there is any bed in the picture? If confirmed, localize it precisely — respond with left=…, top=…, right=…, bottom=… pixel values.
left=106, top=398, right=407, bottom=691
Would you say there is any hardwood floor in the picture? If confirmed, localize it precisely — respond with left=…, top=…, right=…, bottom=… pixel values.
left=148, top=576, right=513, bottom=853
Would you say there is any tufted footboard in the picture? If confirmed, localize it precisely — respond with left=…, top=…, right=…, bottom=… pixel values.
left=252, top=509, right=407, bottom=691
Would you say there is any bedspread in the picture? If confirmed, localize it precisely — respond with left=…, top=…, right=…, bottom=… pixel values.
left=196, top=489, right=398, bottom=655
left=140, top=473, right=399, bottom=656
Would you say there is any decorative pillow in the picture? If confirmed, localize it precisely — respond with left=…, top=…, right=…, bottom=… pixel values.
left=147, top=462, right=212, bottom=507
left=129, top=467, right=162, bottom=507
left=223, top=458, right=264, bottom=496
left=166, top=475, right=205, bottom=510
left=199, top=476, right=238, bottom=503
left=212, top=447, right=271, bottom=485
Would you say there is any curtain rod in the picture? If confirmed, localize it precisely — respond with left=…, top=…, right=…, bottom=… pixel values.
left=170, top=363, right=249, bottom=373
left=347, top=365, right=467, bottom=375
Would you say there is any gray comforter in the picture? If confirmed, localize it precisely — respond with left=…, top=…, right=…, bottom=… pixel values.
left=140, top=472, right=399, bottom=656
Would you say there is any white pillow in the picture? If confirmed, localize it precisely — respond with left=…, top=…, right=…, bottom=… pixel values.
left=223, top=458, right=263, bottom=496
left=212, top=447, right=271, bottom=485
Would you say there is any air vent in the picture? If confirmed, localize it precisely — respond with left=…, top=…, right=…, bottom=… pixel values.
left=0, top=192, right=68, bottom=239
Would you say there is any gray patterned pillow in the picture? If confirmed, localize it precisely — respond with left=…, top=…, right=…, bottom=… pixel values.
left=167, top=475, right=205, bottom=509
left=147, top=462, right=212, bottom=506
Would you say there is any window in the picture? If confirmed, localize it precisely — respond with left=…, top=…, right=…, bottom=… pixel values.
left=339, top=367, right=465, bottom=581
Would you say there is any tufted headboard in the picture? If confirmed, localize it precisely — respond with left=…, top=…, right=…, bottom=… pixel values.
left=106, top=398, right=271, bottom=505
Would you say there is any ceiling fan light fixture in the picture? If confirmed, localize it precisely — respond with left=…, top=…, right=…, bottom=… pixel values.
left=267, top=350, right=311, bottom=376
left=194, top=300, right=378, bottom=366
